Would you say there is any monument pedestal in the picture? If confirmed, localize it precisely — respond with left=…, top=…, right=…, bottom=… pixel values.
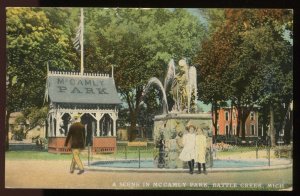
left=153, top=113, right=213, bottom=168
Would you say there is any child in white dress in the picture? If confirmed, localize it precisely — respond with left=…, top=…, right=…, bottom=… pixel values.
left=179, top=125, right=196, bottom=174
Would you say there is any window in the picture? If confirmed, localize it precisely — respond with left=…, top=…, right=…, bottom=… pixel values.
left=250, top=112, right=255, bottom=121
left=251, top=124, right=255, bottom=135
left=217, top=124, right=219, bottom=134
left=225, top=111, right=229, bottom=121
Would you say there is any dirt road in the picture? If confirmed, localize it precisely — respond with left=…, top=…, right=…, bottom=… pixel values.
left=5, top=160, right=292, bottom=190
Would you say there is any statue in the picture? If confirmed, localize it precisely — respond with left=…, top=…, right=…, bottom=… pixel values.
left=143, top=58, right=197, bottom=114
left=170, top=59, right=197, bottom=113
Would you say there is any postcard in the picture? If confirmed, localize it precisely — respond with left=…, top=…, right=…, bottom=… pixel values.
left=4, top=7, right=293, bottom=191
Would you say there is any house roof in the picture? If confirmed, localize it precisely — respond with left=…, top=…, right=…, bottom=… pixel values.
left=46, top=72, right=122, bottom=105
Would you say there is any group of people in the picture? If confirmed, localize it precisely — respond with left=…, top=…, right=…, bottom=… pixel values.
left=64, top=113, right=209, bottom=175
left=179, top=124, right=208, bottom=175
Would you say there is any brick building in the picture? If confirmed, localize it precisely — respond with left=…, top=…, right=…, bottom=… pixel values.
left=213, top=107, right=260, bottom=138
left=197, top=101, right=260, bottom=138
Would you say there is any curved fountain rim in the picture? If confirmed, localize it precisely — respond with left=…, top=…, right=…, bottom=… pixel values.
left=154, top=113, right=212, bottom=120
left=85, top=158, right=292, bottom=173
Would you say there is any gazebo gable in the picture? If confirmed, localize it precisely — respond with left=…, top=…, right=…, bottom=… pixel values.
left=46, top=71, right=122, bottom=105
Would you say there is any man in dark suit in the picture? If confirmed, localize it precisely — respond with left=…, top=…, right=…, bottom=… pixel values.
left=64, top=114, right=86, bottom=175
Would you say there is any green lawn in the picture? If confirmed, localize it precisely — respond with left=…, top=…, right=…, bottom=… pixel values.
left=5, top=146, right=277, bottom=160
left=5, top=151, right=73, bottom=160
left=5, top=149, right=156, bottom=161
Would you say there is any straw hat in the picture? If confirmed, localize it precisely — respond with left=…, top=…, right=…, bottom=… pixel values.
left=186, top=124, right=196, bottom=130
left=72, top=113, right=81, bottom=121
left=185, top=120, right=196, bottom=130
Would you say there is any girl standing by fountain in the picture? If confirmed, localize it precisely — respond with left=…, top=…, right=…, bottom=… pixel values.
left=179, top=124, right=196, bottom=174
left=195, top=128, right=208, bottom=175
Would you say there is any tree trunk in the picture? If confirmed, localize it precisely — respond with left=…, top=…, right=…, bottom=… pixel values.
left=126, top=87, right=144, bottom=141
left=5, top=111, right=11, bottom=151
left=270, top=104, right=276, bottom=147
left=284, top=119, right=291, bottom=145
left=129, top=112, right=137, bottom=141
left=290, top=108, right=293, bottom=143
left=211, top=100, right=219, bottom=143
left=229, top=101, right=233, bottom=137
left=240, top=108, right=247, bottom=140
left=241, top=118, right=246, bottom=140
left=239, top=105, right=252, bottom=140
left=124, top=91, right=136, bottom=141
left=24, top=127, right=33, bottom=139
left=282, top=101, right=292, bottom=145
left=236, top=106, right=241, bottom=137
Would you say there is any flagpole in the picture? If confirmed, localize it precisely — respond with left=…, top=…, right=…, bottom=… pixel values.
left=80, top=8, right=84, bottom=75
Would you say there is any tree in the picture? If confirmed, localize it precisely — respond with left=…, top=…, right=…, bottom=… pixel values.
left=14, top=107, right=48, bottom=139
left=6, top=8, right=77, bottom=150
left=226, top=9, right=293, bottom=143
left=194, top=9, right=292, bottom=144
left=138, top=87, right=163, bottom=127
left=194, top=10, right=235, bottom=138
left=80, top=8, right=206, bottom=140
left=198, top=8, right=226, bottom=36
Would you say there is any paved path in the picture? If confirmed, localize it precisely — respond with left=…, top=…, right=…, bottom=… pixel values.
left=5, top=160, right=292, bottom=190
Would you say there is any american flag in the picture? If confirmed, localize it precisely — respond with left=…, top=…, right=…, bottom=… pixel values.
left=73, top=24, right=82, bottom=51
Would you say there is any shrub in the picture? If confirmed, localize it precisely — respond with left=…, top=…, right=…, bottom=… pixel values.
left=274, top=145, right=292, bottom=158
left=213, top=142, right=237, bottom=151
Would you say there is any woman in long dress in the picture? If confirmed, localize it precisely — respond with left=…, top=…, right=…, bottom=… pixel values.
left=179, top=125, right=196, bottom=174
left=195, top=128, right=207, bottom=174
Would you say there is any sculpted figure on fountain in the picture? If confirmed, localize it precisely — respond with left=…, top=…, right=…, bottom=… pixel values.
left=170, top=59, right=197, bottom=113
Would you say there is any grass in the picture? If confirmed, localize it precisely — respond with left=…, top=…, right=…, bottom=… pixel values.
left=5, top=150, right=73, bottom=160
left=5, top=146, right=279, bottom=161
left=5, top=149, right=156, bottom=161
left=215, top=149, right=276, bottom=159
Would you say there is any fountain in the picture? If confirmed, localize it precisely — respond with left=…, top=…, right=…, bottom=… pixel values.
left=143, top=59, right=213, bottom=169
left=86, top=59, right=292, bottom=174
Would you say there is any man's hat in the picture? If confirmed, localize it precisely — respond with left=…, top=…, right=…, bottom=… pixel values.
left=72, top=113, right=81, bottom=121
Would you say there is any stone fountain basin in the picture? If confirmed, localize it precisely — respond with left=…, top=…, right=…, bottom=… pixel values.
left=154, top=113, right=211, bottom=120
left=86, top=158, right=292, bottom=173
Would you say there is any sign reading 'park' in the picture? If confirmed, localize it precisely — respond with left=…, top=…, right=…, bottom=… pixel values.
left=56, top=78, right=109, bottom=94
left=47, top=75, right=122, bottom=104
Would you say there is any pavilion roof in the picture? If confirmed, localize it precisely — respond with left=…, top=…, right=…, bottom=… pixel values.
left=46, top=71, right=122, bottom=105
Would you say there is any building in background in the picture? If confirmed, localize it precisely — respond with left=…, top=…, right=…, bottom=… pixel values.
left=8, top=112, right=46, bottom=142
left=198, top=101, right=260, bottom=142
left=214, top=107, right=259, bottom=138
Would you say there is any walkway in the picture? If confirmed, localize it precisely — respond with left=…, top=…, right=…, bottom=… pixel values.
left=5, top=160, right=292, bottom=190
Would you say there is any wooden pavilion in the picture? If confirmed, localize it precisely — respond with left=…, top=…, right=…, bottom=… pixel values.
left=45, top=70, right=121, bottom=153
